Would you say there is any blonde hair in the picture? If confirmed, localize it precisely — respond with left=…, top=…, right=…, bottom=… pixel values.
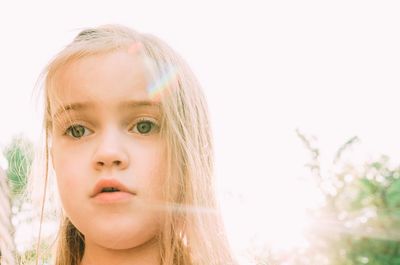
left=38, top=25, right=236, bottom=265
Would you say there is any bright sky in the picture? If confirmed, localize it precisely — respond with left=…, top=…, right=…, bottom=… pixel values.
left=1, top=0, right=400, bottom=263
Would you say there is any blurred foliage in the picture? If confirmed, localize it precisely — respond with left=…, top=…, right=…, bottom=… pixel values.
left=17, top=241, right=53, bottom=265
left=294, top=130, right=400, bottom=265
left=3, top=135, right=34, bottom=202
left=2, top=135, right=36, bottom=265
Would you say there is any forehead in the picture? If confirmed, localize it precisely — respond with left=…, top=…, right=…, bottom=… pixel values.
left=49, top=50, right=158, bottom=114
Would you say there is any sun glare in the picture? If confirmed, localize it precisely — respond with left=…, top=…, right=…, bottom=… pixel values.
left=219, top=171, right=324, bottom=264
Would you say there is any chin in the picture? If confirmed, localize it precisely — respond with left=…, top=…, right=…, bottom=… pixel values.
left=81, top=219, right=161, bottom=250
left=88, top=230, right=159, bottom=250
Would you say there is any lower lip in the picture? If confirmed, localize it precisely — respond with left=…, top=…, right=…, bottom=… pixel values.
left=92, top=192, right=134, bottom=204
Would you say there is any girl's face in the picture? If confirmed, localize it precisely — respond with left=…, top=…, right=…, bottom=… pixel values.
left=50, top=50, right=167, bottom=250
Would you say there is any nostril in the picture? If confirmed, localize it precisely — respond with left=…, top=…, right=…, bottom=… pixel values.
left=94, top=158, right=127, bottom=170
left=96, top=160, right=121, bottom=167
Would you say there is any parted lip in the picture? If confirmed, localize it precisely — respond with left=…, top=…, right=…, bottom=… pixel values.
left=91, top=179, right=135, bottom=197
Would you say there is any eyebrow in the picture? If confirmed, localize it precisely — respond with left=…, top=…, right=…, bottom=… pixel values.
left=119, top=100, right=161, bottom=110
left=53, top=100, right=160, bottom=118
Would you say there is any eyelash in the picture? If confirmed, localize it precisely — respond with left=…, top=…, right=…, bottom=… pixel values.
left=63, top=118, right=160, bottom=139
left=64, top=123, right=93, bottom=139
left=130, top=118, right=160, bottom=135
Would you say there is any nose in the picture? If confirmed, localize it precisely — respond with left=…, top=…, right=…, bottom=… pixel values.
left=92, top=128, right=129, bottom=171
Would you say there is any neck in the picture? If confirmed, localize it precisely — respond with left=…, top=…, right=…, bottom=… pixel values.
left=80, top=236, right=161, bottom=265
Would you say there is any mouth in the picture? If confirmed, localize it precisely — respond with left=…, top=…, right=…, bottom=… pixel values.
left=101, top=187, right=121, bottom=193
left=91, top=179, right=136, bottom=203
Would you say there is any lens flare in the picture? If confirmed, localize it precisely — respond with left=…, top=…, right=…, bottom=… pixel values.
left=127, top=42, right=143, bottom=55
left=147, top=66, right=178, bottom=100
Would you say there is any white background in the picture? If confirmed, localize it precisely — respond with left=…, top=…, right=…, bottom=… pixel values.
left=1, top=0, right=400, bottom=262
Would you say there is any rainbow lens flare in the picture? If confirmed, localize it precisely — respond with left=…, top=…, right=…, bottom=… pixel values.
left=147, top=66, right=178, bottom=100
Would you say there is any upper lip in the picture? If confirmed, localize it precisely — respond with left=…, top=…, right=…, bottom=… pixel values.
left=91, top=179, right=135, bottom=197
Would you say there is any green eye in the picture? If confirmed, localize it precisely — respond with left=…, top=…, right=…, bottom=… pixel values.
left=137, top=121, right=153, bottom=134
left=66, top=125, right=90, bottom=138
left=133, top=119, right=159, bottom=135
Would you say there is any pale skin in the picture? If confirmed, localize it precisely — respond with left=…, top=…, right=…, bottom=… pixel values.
left=50, top=49, right=166, bottom=265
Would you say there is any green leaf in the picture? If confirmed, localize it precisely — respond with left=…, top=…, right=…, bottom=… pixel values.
left=2, top=135, right=34, bottom=198
left=385, top=180, right=400, bottom=209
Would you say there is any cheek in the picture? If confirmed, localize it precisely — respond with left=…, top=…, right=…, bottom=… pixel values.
left=52, top=146, right=88, bottom=202
left=134, top=144, right=167, bottom=198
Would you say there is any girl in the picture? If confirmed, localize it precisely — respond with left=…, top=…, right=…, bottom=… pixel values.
left=36, top=24, right=236, bottom=265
